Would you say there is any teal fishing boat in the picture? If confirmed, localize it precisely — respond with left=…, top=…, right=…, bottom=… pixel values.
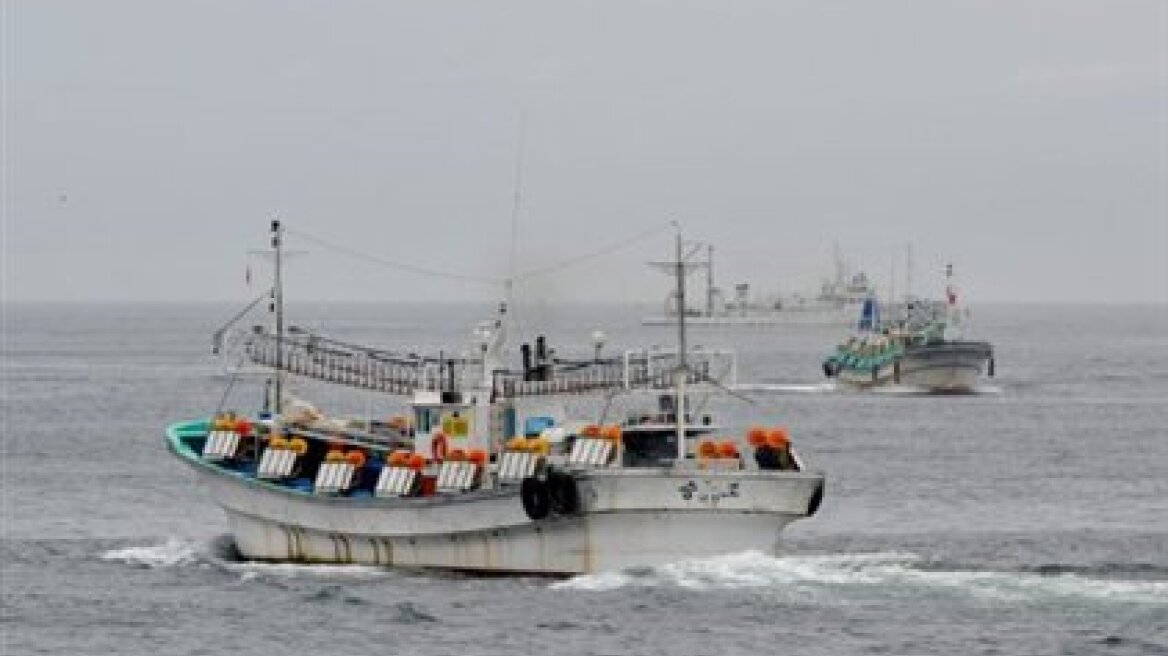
left=822, top=265, right=994, bottom=392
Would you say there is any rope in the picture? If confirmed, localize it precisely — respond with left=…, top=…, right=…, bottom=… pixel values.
left=512, top=222, right=673, bottom=282
left=285, top=221, right=674, bottom=287
left=286, top=229, right=503, bottom=285
left=213, top=353, right=253, bottom=416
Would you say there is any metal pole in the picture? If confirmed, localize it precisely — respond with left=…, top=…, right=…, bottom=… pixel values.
left=675, top=231, right=687, bottom=463
left=676, top=232, right=687, bottom=372
left=272, top=219, right=284, bottom=415
left=706, top=243, right=714, bottom=317
left=906, top=242, right=914, bottom=301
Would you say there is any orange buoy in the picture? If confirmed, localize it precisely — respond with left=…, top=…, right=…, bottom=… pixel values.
left=697, top=440, right=719, bottom=459
left=234, top=418, right=252, bottom=436
left=406, top=453, right=426, bottom=471
left=467, top=448, right=487, bottom=466
left=600, top=424, right=622, bottom=441
left=325, top=450, right=345, bottom=463
left=345, top=451, right=366, bottom=467
left=746, top=426, right=768, bottom=448
left=766, top=427, right=789, bottom=449
left=447, top=448, right=467, bottom=462
left=717, top=440, right=739, bottom=458
left=580, top=424, right=602, bottom=438
left=388, top=450, right=409, bottom=467
left=288, top=437, right=307, bottom=455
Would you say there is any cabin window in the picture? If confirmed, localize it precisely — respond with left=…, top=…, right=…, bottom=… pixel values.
left=623, top=432, right=679, bottom=467
left=416, top=408, right=441, bottom=435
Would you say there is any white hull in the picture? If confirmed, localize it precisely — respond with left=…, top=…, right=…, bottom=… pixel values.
left=642, top=309, right=856, bottom=327
left=190, top=464, right=823, bottom=574
left=833, top=342, right=992, bottom=393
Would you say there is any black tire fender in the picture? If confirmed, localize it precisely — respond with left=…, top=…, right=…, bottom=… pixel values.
left=548, top=471, right=580, bottom=515
left=520, top=476, right=551, bottom=520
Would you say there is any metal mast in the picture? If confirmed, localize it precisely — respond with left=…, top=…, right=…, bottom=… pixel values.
left=674, top=230, right=688, bottom=463
left=647, top=228, right=705, bottom=462
left=706, top=243, right=715, bottom=317
left=890, top=247, right=898, bottom=309
left=905, top=242, right=914, bottom=301
left=271, top=219, right=284, bottom=415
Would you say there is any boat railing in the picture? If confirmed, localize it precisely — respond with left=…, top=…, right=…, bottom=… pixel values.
left=245, top=328, right=736, bottom=399
left=246, top=329, right=466, bottom=395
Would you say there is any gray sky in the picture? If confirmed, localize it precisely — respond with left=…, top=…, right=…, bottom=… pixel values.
left=4, top=0, right=1165, bottom=304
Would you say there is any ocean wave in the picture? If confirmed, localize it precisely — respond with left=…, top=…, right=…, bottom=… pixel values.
left=100, top=537, right=390, bottom=581
left=553, top=551, right=1168, bottom=605
left=733, top=382, right=1004, bottom=396
left=866, top=384, right=1003, bottom=396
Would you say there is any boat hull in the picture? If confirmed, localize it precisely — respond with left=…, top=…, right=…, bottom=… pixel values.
left=172, top=427, right=823, bottom=574
left=222, top=506, right=802, bottom=574
left=833, top=341, right=992, bottom=393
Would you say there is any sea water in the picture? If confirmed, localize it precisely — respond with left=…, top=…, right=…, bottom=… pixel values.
left=3, top=302, right=1166, bottom=656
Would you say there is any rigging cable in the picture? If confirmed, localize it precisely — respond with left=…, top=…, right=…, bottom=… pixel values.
left=512, top=221, right=674, bottom=281
left=285, top=220, right=674, bottom=287
left=213, top=352, right=253, bottom=416
left=286, top=228, right=503, bottom=285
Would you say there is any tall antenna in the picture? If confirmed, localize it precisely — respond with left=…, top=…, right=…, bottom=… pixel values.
left=505, top=112, right=527, bottom=313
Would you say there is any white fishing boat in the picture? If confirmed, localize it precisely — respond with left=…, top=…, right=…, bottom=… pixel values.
left=167, top=223, right=825, bottom=574
left=822, top=265, right=994, bottom=393
left=642, top=242, right=877, bottom=326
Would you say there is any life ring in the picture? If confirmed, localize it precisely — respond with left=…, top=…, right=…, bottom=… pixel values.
left=548, top=470, right=579, bottom=515
left=520, top=476, right=551, bottom=520
left=430, top=432, right=449, bottom=462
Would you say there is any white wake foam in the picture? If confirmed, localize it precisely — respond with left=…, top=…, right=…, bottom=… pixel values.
left=101, top=538, right=200, bottom=568
left=224, top=561, right=390, bottom=581
left=554, top=551, right=1168, bottom=605
left=101, top=538, right=388, bottom=580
